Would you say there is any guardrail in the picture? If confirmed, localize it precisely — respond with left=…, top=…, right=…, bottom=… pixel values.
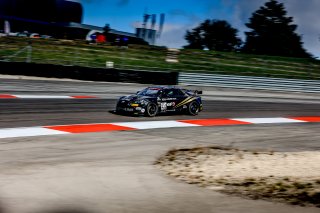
left=179, top=72, right=320, bottom=93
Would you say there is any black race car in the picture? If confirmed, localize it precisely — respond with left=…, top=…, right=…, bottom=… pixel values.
left=115, top=86, right=203, bottom=117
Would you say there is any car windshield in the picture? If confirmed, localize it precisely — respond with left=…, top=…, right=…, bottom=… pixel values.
left=137, top=88, right=161, bottom=97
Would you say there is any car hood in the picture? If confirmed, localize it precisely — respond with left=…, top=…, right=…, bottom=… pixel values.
left=120, top=95, right=154, bottom=102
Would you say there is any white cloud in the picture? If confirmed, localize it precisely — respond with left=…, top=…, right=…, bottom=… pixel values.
left=231, top=0, right=320, bottom=57
left=282, top=0, right=320, bottom=58
left=157, top=22, right=200, bottom=48
left=156, top=11, right=202, bottom=48
left=134, top=0, right=320, bottom=57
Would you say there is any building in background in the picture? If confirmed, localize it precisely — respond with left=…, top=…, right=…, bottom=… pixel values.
left=0, top=0, right=162, bottom=45
left=135, top=13, right=165, bottom=45
left=0, top=0, right=83, bottom=24
left=135, top=28, right=157, bottom=45
left=0, top=0, right=83, bottom=38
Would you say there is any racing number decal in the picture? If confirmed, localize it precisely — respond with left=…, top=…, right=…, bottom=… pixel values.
left=160, top=102, right=167, bottom=111
left=160, top=102, right=176, bottom=111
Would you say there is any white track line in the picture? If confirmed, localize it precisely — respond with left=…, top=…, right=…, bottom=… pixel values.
left=0, top=94, right=98, bottom=99
left=0, top=127, right=67, bottom=139
left=113, top=121, right=200, bottom=129
left=0, top=117, right=318, bottom=139
left=14, top=95, right=72, bottom=99
left=232, top=117, right=306, bottom=124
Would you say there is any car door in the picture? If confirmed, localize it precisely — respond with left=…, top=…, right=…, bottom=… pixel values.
left=172, top=89, right=188, bottom=110
left=158, top=89, right=174, bottom=112
left=162, top=88, right=187, bottom=111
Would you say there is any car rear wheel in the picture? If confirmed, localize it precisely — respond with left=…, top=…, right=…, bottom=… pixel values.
left=188, top=101, right=200, bottom=115
left=145, top=103, right=158, bottom=117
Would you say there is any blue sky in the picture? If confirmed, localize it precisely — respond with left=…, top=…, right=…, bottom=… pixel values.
left=82, top=0, right=244, bottom=47
left=81, top=0, right=320, bottom=58
left=82, top=0, right=233, bottom=32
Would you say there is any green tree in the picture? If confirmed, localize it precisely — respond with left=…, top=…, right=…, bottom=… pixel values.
left=184, top=19, right=242, bottom=51
left=243, top=0, right=311, bottom=58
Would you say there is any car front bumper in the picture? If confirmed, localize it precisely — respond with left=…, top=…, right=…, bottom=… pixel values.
left=116, top=105, right=146, bottom=115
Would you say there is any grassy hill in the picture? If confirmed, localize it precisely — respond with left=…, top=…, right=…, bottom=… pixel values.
left=1, top=37, right=320, bottom=80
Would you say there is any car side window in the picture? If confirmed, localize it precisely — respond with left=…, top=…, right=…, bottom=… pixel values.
left=161, top=89, right=185, bottom=98
left=175, top=89, right=185, bottom=96
left=162, top=89, right=174, bottom=97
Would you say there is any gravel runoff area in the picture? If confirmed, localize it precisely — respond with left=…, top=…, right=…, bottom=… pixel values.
left=156, top=147, right=320, bottom=208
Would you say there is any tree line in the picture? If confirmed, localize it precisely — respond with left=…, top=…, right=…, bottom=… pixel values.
left=184, top=0, right=311, bottom=58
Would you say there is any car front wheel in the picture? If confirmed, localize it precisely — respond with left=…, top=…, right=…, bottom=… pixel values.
left=145, top=103, right=158, bottom=117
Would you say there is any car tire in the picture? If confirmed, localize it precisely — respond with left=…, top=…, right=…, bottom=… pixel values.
left=145, top=103, right=158, bottom=117
left=188, top=101, right=200, bottom=115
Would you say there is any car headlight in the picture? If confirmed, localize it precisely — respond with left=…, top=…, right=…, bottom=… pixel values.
left=131, top=99, right=148, bottom=106
left=139, top=99, right=149, bottom=105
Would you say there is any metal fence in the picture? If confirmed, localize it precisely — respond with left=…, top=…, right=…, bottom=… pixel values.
left=179, top=72, right=320, bottom=93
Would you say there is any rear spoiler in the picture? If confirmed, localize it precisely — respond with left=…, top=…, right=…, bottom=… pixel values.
left=183, top=89, right=203, bottom=95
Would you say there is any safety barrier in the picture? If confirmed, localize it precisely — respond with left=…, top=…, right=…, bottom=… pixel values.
left=179, top=72, right=320, bottom=93
left=0, top=62, right=178, bottom=85
left=1, top=61, right=320, bottom=93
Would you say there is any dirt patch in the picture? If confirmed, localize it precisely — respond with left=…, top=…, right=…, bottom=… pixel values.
left=155, top=147, right=320, bottom=207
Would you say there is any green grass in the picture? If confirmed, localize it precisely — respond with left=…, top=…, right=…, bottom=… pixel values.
left=1, top=37, right=320, bottom=80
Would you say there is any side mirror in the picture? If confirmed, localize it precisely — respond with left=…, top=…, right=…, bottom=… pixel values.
left=136, top=91, right=140, bottom=94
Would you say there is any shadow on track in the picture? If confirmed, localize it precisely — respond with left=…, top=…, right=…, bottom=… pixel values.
left=108, top=110, right=190, bottom=117
left=0, top=201, right=4, bottom=213
left=0, top=199, right=97, bottom=213
left=39, top=208, right=96, bottom=213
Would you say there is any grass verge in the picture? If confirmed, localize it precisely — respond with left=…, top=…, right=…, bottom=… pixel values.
left=1, top=37, right=320, bottom=80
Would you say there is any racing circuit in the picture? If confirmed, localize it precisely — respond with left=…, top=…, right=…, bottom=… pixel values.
left=0, top=77, right=320, bottom=213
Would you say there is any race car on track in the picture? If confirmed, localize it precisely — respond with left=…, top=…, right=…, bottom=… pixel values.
left=115, top=86, right=203, bottom=117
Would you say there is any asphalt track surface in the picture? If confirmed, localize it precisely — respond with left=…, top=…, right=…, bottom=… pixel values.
left=1, top=77, right=320, bottom=213
left=1, top=78, right=320, bottom=128
left=1, top=99, right=320, bottom=128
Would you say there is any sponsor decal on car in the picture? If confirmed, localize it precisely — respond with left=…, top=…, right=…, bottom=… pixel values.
left=175, top=97, right=197, bottom=108
left=166, top=102, right=176, bottom=107
left=161, top=98, right=177, bottom=101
